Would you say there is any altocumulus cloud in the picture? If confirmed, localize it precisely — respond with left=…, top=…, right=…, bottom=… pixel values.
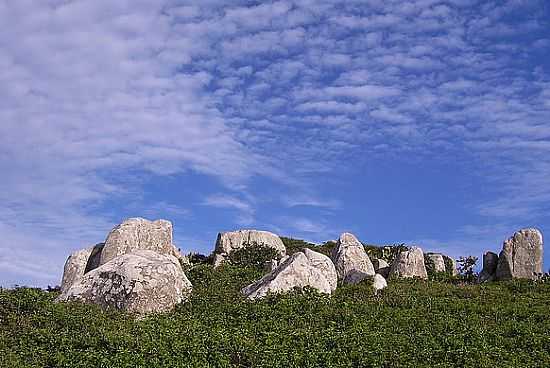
left=1, top=0, right=550, bottom=286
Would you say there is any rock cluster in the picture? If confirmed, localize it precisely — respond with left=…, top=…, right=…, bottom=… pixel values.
left=213, top=229, right=286, bottom=267
left=57, top=218, right=192, bottom=315
left=56, top=222, right=544, bottom=314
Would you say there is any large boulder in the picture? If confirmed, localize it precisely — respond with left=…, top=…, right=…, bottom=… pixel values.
left=242, top=249, right=337, bottom=299
left=425, top=253, right=446, bottom=273
left=60, top=243, right=104, bottom=294
left=496, top=228, right=543, bottom=280
left=372, top=258, right=390, bottom=278
left=331, top=233, right=375, bottom=284
left=57, top=250, right=192, bottom=315
left=100, top=218, right=184, bottom=266
left=213, top=230, right=286, bottom=267
left=389, top=246, right=428, bottom=279
left=478, top=251, right=499, bottom=283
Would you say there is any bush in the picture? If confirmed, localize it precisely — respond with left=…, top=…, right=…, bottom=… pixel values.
left=2, top=273, right=550, bottom=367
left=227, top=242, right=281, bottom=270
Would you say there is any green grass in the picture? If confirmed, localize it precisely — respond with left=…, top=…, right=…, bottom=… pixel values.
left=1, top=265, right=550, bottom=367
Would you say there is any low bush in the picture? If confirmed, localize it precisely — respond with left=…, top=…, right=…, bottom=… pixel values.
left=2, top=265, right=550, bottom=367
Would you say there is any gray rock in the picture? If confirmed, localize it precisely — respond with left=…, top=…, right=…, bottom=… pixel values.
left=372, top=258, right=390, bottom=278
left=372, top=273, right=387, bottom=294
left=496, top=228, right=543, bottom=280
left=331, top=233, right=375, bottom=284
left=60, top=245, right=95, bottom=294
left=425, top=253, right=446, bottom=273
left=213, top=229, right=286, bottom=267
left=478, top=251, right=499, bottom=283
left=100, top=218, right=184, bottom=266
left=389, top=246, right=428, bottom=279
left=57, top=250, right=192, bottom=315
left=242, top=250, right=337, bottom=299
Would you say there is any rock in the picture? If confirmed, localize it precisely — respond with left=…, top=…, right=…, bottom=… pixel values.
left=213, top=230, right=286, bottom=267
left=372, top=274, right=387, bottom=294
left=331, top=233, right=375, bottom=284
left=242, top=250, right=337, bottom=299
left=389, top=246, right=428, bottom=279
left=425, top=253, right=446, bottom=273
left=372, top=258, right=390, bottom=278
left=496, top=228, right=543, bottom=280
left=57, top=250, right=192, bottom=315
left=478, top=251, right=499, bottom=283
left=445, top=256, right=459, bottom=276
left=60, top=244, right=103, bottom=294
left=303, top=248, right=338, bottom=291
left=100, top=218, right=184, bottom=266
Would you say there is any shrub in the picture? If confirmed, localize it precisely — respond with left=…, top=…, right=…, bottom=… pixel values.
left=227, top=242, right=281, bottom=270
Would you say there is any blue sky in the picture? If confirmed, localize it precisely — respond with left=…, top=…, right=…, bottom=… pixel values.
left=1, top=0, right=550, bottom=287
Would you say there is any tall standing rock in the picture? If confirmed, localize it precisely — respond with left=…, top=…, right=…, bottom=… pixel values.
left=389, top=246, right=428, bottom=279
left=425, top=253, right=446, bottom=273
left=331, top=233, right=375, bottom=284
left=496, top=228, right=543, bottom=280
left=58, top=250, right=192, bottom=315
left=100, top=218, right=184, bottom=266
left=478, top=251, right=499, bottom=283
left=242, top=250, right=337, bottom=299
left=213, top=230, right=286, bottom=267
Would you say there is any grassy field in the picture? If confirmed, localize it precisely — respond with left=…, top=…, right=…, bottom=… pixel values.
left=1, top=263, right=550, bottom=368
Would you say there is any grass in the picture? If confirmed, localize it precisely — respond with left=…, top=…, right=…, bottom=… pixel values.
left=1, top=264, right=550, bottom=367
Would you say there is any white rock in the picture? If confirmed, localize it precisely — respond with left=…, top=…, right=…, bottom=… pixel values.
left=58, top=250, right=192, bottom=315
left=213, top=229, right=286, bottom=267
left=242, top=250, right=337, bottom=299
left=425, top=253, right=446, bottom=273
left=100, top=218, right=184, bottom=266
left=389, top=246, right=428, bottom=280
left=331, top=233, right=375, bottom=284
left=372, top=274, right=387, bottom=293
left=496, top=228, right=543, bottom=280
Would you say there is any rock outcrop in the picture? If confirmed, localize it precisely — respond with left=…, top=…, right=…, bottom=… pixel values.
left=389, top=247, right=428, bottom=279
left=242, top=249, right=337, bottom=299
left=213, top=230, right=286, bottom=267
left=58, top=250, right=192, bottom=315
left=57, top=218, right=192, bottom=315
left=478, top=251, right=499, bottom=283
left=372, top=258, right=390, bottom=278
left=331, top=233, right=375, bottom=284
left=425, top=253, right=446, bottom=273
left=496, top=228, right=543, bottom=280
left=372, top=274, right=387, bottom=294
left=100, top=218, right=184, bottom=266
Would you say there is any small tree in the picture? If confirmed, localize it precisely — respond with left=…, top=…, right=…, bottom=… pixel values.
left=457, top=256, right=478, bottom=282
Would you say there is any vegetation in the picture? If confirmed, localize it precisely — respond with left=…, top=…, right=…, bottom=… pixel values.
left=2, top=261, right=550, bottom=368
left=227, top=243, right=281, bottom=270
left=280, top=237, right=335, bottom=257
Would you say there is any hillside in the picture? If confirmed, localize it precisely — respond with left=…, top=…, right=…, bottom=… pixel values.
left=2, top=262, right=550, bottom=368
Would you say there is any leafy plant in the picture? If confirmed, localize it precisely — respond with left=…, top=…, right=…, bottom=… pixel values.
left=227, top=242, right=281, bottom=270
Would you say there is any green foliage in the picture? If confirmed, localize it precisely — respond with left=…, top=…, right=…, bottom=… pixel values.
left=457, top=255, right=479, bottom=282
left=2, top=266, right=550, bottom=367
left=280, top=237, right=335, bottom=257
left=364, top=243, right=408, bottom=263
left=227, top=243, right=281, bottom=270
